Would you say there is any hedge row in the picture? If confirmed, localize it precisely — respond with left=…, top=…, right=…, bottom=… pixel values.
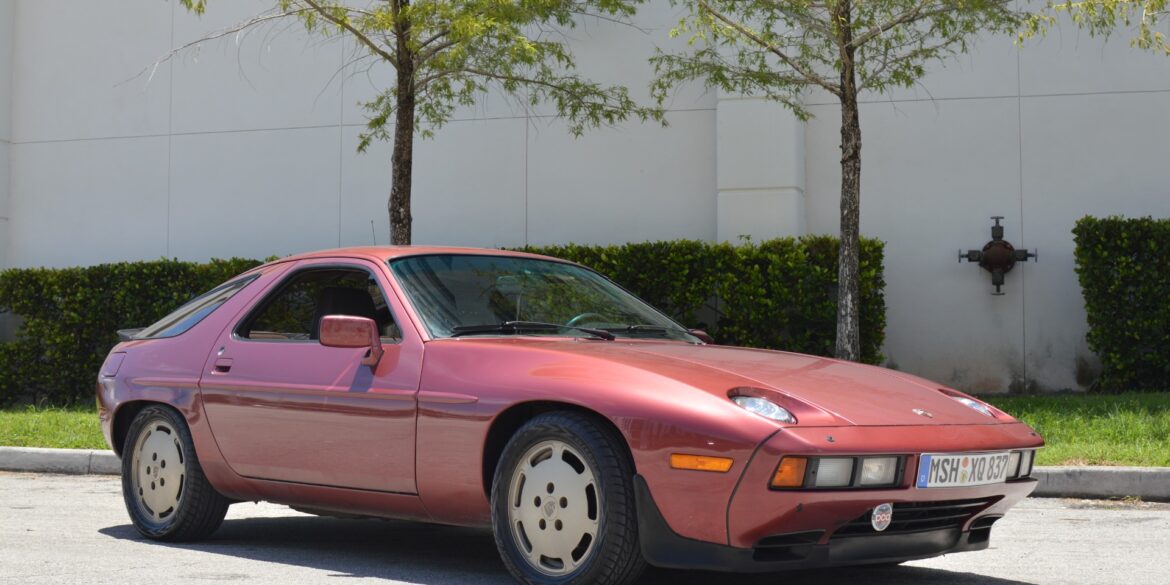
left=1073, top=216, right=1170, bottom=392
left=522, top=236, right=886, bottom=363
left=0, top=258, right=262, bottom=406
left=0, top=237, right=885, bottom=406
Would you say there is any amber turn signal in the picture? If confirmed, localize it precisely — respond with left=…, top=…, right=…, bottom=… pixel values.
left=669, top=454, right=734, bottom=473
left=771, top=456, right=808, bottom=488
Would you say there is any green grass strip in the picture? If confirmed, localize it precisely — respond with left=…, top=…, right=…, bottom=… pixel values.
left=986, top=393, right=1170, bottom=467
left=0, top=406, right=107, bottom=450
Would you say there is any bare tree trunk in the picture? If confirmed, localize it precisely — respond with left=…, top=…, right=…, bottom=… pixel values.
left=834, top=0, right=862, bottom=362
left=389, top=0, right=415, bottom=246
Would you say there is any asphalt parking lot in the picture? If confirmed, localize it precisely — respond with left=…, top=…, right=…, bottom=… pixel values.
left=3, top=472, right=1168, bottom=585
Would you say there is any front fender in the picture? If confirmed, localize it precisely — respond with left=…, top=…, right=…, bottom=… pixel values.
left=413, top=339, right=777, bottom=545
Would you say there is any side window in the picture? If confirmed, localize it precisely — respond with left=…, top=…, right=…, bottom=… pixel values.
left=137, top=275, right=259, bottom=339
left=238, top=267, right=402, bottom=342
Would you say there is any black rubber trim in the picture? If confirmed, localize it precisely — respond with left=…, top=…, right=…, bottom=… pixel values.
left=724, top=428, right=781, bottom=544
left=634, top=474, right=994, bottom=572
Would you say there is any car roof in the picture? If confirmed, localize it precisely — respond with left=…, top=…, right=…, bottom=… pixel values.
left=265, top=246, right=570, bottom=268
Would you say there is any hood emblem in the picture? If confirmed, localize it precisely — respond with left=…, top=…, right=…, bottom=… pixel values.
left=912, top=408, right=934, bottom=418
left=825, top=435, right=835, bottom=443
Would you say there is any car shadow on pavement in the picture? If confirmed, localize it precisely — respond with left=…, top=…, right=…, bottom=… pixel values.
left=100, top=514, right=1037, bottom=585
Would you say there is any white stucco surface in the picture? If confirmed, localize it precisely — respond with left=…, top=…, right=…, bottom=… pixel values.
left=2, top=0, right=1169, bottom=391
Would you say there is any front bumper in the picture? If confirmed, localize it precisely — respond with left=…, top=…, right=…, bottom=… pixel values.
left=637, top=422, right=1043, bottom=571
left=636, top=474, right=1024, bottom=572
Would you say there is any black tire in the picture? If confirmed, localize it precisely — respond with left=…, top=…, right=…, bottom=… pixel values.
left=491, top=411, right=646, bottom=585
left=121, top=405, right=229, bottom=541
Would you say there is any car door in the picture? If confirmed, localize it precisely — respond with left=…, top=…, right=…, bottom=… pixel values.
left=199, top=257, right=421, bottom=494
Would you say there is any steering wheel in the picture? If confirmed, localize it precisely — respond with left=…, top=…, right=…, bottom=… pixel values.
left=566, top=312, right=608, bottom=327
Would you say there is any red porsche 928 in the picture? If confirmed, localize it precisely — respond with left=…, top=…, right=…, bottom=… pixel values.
left=97, top=247, right=1043, bottom=585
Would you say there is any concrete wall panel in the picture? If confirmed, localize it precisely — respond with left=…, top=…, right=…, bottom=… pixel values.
left=169, top=127, right=341, bottom=261
left=340, top=119, right=529, bottom=249
left=171, top=0, right=344, bottom=134
left=11, top=0, right=171, bottom=142
left=527, top=110, right=716, bottom=246
left=8, top=137, right=170, bottom=268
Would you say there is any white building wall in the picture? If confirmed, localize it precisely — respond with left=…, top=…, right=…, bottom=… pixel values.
left=804, top=24, right=1170, bottom=391
left=4, top=0, right=1169, bottom=392
left=0, top=0, right=13, bottom=269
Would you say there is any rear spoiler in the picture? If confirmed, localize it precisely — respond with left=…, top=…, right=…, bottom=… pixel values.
left=117, top=328, right=145, bottom=341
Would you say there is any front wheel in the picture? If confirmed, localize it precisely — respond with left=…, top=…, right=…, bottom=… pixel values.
left=121, top=405, right=229, bottom=541
left=491, top=412, right=645, bottom=585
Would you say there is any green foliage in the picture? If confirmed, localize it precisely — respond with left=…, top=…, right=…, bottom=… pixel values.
left=1023, top=1, right=1170, bottom=55
left=0, top=405, right=106, bottom=450
left=652, top=0, right=1025, bottom=116
left=986, top=392, right=1170, bottom=466
left=520, top=237, right=887, bottom=363
left=181, top=0, right=663, bottom=145
left=1073, top=216, right=1170, bottom=392
left=0, top=258, right=261, bottom=406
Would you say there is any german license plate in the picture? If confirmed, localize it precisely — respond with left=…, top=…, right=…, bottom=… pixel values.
left=916, top=452, right=1012, bottom=488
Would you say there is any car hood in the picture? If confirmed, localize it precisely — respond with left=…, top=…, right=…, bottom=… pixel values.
left=516, top=340, right=1006, bottom=427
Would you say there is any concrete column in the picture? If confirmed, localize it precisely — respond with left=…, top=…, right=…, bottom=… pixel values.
left=715, top=93, right=806, bottom=243
left=0, top=0, right=13, bottom=269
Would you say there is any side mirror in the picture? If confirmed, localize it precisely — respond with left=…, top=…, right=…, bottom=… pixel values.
left=319, top=315, right=384, bottom=367
left=688, top=329, right=714, bottom=344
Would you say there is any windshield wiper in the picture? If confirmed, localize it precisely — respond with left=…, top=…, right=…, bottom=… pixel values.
left=601, top=324, right=680, bottom=335
left=450, top=321, right=615, bottom=341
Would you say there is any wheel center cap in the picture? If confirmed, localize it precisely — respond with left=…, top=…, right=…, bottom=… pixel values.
left=543, top=500, right=556, bottom=517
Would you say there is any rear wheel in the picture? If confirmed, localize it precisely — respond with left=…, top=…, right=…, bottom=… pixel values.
left=491, top=412, right=645, bottom=585
left=121, top=405, right=229, bottom=541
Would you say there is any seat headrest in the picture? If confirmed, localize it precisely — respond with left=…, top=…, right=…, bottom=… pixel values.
left=311, top=286, right=378, bottom=340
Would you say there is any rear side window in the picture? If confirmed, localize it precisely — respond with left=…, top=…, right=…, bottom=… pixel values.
left=136, top=275, right=259, bottom=339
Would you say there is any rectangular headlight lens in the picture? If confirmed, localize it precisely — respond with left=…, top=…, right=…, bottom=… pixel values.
left=1008, top=451, right=1022, bottom=478
left=813, top=458, right=854, bottom=487
left=859, top=456, right=899, bottom=486
left=1020, top=450, right=1034, bottom=477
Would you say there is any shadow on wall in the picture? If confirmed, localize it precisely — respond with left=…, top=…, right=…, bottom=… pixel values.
left=100, top=514, right=1038, bottom=585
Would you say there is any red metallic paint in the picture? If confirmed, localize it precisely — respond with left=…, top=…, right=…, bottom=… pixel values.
left=198, top=257, right=422, bottom=495
left=97, top=246, right=1044, bottom=559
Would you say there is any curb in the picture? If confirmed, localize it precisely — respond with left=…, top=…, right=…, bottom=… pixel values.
left=0, top=446, right=120, bottom=475
left=1, top=447, right=1167, bottom=502
left=1031, top=466, right=1170, bottom=502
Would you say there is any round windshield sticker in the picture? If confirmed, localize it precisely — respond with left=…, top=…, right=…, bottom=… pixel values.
left=871, top=503, right=894, bottom=532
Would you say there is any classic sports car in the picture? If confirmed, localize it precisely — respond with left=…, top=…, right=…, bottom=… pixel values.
left=97, top=247, right=1043, bottom=585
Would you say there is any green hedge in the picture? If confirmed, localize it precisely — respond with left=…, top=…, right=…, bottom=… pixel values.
left=1074, top=216, right=1170, bottom=392
left=521, top=236, right=886, bottom=363
left=0, top=237, right=886, bottom=406
left=0, top=258, right=262, bottom=406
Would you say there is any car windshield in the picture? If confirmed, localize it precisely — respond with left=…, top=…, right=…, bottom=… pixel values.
left=389, top=254, right=697, bottom=342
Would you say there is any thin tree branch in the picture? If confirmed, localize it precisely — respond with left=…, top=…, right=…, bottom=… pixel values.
left=301, top=0, right=397, bottom=64
left=697, top=0, right=841, bottom=96
left=849, top=1, right=1013, bottom=49
left=128, top=9, right=309, bottom=85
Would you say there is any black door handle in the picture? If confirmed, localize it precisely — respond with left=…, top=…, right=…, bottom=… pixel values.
left=213, top=358, right=233, bottom=373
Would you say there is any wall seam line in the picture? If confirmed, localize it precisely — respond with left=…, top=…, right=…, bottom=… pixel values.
left=803, top=86, right=1170, bottom=108
left=165, top=0, right=176, bottom=258
left=8, top=108, right=720, bottom=146
left=1016, top=0, right=1028, bottom=390
left=337, top=37, right=344, bottom=248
